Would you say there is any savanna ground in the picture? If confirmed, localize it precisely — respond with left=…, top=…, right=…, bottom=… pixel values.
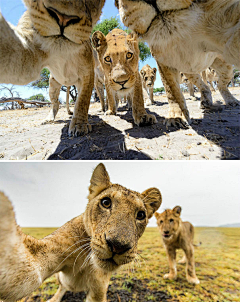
left=21, top=227, right=240, bottom=302
left=0, top=88, right=239, bottom=160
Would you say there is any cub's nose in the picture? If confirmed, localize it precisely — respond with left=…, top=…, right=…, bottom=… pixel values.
left=164, top=230, right=170, bottom=235
left=47, top=7, right=80, bottom=29
left=106, top=237, right=132, bottom=255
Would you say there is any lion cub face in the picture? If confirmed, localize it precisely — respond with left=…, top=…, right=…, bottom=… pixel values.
left=23, top=0, right=105, bottom=44
left=92, top=29, right=139, bottom=95
left=155, top=206, right=182, bottom=242
left=140, top=65, right=157, bottom=88
left=84, top=164, right=162, bottom=272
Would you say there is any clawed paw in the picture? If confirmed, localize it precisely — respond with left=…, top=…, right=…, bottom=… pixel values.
left=164, top=117, right=190, bottom=129
left=135, top=113, right=157, bottom=126
left=68, top=118, right=92, bottom=137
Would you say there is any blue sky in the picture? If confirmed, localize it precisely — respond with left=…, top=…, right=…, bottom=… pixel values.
left=0, top=0, right=162, bottom=100
left=0, top=161, right=239, bottom=227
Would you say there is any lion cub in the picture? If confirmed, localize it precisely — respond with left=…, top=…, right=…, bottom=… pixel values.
left=0, top=164, right=162, bottom=302
left=140, top=64, right=157, bottom=106
left=155, top=206, right=200, bottom=284
left=92, top=29, right=157, bottom=126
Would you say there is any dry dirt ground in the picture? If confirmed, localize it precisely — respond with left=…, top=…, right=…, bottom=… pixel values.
left=0, top=88, right=239, bottom=160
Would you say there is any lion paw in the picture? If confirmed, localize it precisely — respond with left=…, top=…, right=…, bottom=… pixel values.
left=187, top=276, right=200, bottom=285
left=105, top=109, right=116, bottom=115
left=226, top=97, right=239, bottom=107
left=68, top=118, right=92, bottom=137
left=135, top=113, right=157, bottom=126
left=164, top=117, right=190, bottom=129
left=163, top=273, right=177, bottom=280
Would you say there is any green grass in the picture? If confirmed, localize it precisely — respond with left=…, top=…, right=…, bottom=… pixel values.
left=21, top=227, right=240, bottom=302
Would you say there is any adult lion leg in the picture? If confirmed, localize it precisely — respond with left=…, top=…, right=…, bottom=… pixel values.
left=164, top=248, right=177, bottom=280
left=157, top=63, right=190, bottom=128
left=42, top=75, right=61, bottom=124
left=68, top=69, right=94, bottom=137
left=66, top=86, right=73, bottom=116
left=132, top=73, right=157, bottom=126
left=211, top=57, right=239, bottom=106
left=184, top=73, right=213, bottom=109
left=183, top=245, right=200, bottom=284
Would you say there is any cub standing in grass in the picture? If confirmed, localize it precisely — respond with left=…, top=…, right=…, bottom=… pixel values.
left=155, top=206, right=200, bottom=284
left=0, top=164, right=162, bottom=302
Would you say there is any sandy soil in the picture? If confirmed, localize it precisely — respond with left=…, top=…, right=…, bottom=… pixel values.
left=0, top=88, right=239, bottom=160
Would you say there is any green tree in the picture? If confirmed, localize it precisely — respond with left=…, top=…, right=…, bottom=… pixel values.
left=28, top=94, right=49, bottom=102
left=30, top=68, right=50, bottom=89
left=92, top=17, right=151, bottom=62
left=92, top=17, right=121, bottom=36
left=154, top=87, right=165, bottom=94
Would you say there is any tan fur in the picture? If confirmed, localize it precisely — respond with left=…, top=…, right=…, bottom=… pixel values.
left=140, top=64, right=157, bottom=106
left=0, top=164, right=162, bottom=302
left=155, top=206, right=200, bottom=284
left=92, top=29, right=157, bottom=126
left=117, top=0, right=240, bottom=127
left=0, top=0, right=105, bottom=136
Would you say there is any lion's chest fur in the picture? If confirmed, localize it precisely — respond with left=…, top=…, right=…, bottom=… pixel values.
left=144, top=6, right=219, bottom=73
left=41, top=40, right=93, bottom=86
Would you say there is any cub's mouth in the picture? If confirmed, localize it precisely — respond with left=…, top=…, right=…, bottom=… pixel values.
left=163, top=234, right=172, bottom=239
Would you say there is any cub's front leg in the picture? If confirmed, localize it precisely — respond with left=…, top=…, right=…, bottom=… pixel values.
left=157, top=63, right=190, bottom=128
left=68, top=61, right=94, bottom=137
left=132, top=73, right=157, bottom=126
left=164, top=247, right=177, bottom=280
left=0, top=12, right=46, bottom=85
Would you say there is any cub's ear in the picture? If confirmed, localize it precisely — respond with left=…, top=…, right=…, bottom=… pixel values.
left=88, top=164, right=111, bottom=200
left=153, top=68, right=157, bottom=74
left=141, top=188, right=162, bottom=219
left=154, top=212, right=161, bottom=220
left=173, top=206, right=182, bottom=217
left=92, top=31, right=106, bottom=51
left=127, top=32, right=138, bottom=42
left=140, top=70, right=145, bottom=77
left=115, top=0, right=119, bottom=8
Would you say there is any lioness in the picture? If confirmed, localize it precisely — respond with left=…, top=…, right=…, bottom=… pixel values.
left=0, top=0, right=105, bottom=136
left=140, top=64, right=157, bottom=106
left=0, top=163, right=162, bottom=302
left=92, top=29, right=157, bottom=126
left=155, top=206, right=200, bottom=284
left=116, top=0, right=240, bottom=127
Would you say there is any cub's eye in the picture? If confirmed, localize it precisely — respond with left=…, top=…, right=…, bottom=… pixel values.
left=101, top=197, right=112, bottom=209
left=160, top=220, right=163, bottom=224
left=104, top=56, right=111, bottom=63
left=126, top=52, right=133, bottom=59
left=136, top=211, right=146, bottom=220
left=170, top=219, right=174, bottom=223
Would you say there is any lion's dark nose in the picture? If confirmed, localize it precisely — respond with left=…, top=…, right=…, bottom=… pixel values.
left=106, top=237, right=132, bottom=255
left=164, top=230, right=170, bottom=235
left=47, top=7, right=80, bottom=32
